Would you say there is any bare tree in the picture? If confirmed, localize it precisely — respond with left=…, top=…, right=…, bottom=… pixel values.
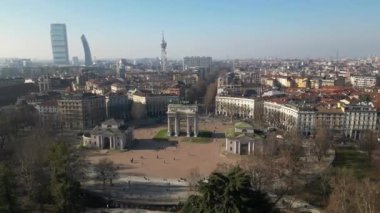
left=94, top=158, right=119, bottom=188
left=359, top=130, right=378, bottom=161
left=263, top=134, right=280, bottom=156
left=0, top=119, right=12, bottom=150
left=353, top=178, right=380, bottom=213
left=187, top=167, right=202, bottom=191
left=327, top=168, right=380, bottom=213
left=203, top=82, right=217, bottom=114
left=240, top=157, right=276, bottom=191
left=313, top=125, right=331, bottom=162
left=131, top=102, right=147, bottom=121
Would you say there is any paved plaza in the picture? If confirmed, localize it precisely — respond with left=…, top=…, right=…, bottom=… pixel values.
left=86, top=119, right=237, bottom=179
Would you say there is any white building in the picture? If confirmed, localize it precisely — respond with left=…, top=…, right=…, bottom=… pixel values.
left=215, top=96, right=256, bottom=119
left=225, top=122, right=257, bottom=155
left=343, top=103, right=377, bottom=139
left=350, top=75, right=377, bottom=88
left=82, top=119, right=134, bottom=150
left=38, top=75, right=52, bottom=93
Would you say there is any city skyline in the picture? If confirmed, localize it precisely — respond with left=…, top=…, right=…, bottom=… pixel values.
left=1, top=0, right=380, bottom=60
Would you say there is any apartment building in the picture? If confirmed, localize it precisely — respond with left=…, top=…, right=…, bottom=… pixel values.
left=215, top=96, right=379, bottom=139
left=215, top=96, right=256, bottom=119
left=350, top=75, right=377, bottom=88
left=132, top=92, right=179, bottom=116
left=58, top=93, right=106, bottom=129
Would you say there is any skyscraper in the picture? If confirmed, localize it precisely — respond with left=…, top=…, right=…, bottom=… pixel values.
left=81, top=34, right=93, bottom=66
left=116, top=59, right=126, bottom=78
left=160, top=32, right=167, bottom=72
left=50, top=24, right=69, bottom=65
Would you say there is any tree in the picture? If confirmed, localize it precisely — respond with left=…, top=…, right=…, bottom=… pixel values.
left=94, top=158, right=119, bottom=188
left=16, top=130, right=53, bottom=211
left=49, top=143, right=83, bottom=212
left=187, top=168, right=202, bottom=191
left=327, top=168, right=380, bottom=213
left=182, top=166, right=277, bottom=213
left=203, top=82, right=217, bottom=114
left=241, top=157, right=276, bottom=191
left=359, top=94, right=372, bottom=103
left=0, top=119, right=12, bottom=150
left=0, top=163, right=16, bottom=212
left=359, top=130, right=378, bottom=161
left=186, top=80, right=207, bottom=104
left=131, top=102, right=147, bottom=121
left=313, top=125, right=331, bottom=161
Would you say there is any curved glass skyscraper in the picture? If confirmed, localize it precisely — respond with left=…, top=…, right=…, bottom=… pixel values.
left=81, top=34, right=93, bottom=66
left=50, top=24, right=69, bottom=65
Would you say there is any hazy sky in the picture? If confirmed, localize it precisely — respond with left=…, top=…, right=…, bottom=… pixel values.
left=1, top=0, right=380, bottom=60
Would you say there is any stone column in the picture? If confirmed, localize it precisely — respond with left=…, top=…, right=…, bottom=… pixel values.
left=248, top=142, right=251, bottom=155
left=174, top=116, right=179, bottom=137
left=193, top=116, right=198, bottom=137
left=167, top=116, right=171, bottom=136
left=186, top=116, right=190, bottom=137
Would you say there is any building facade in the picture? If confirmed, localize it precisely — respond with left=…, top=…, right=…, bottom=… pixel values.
left=350, top=75, right=377, bottom=88
left=215, top=96, right=256, bottom=119
left=216, top=94, right=377, bottom=139
left=105, top=92, right=129, bottom=120
left=132, top=92, right=179, bottom=116
left=81, top=34, right=93, bottom=66
left=82, top=119, right=134, bottom=150
left=38, top=75, right=52, bottom=93
left=58, top=93, right=106, bottom=129
left=183, top=56, right=212, bottom=71
left=50, top=23, right=69, bottom=65
left=225, top=122, right=256, bottom=155
left=34, top=100, right=60, bottom=128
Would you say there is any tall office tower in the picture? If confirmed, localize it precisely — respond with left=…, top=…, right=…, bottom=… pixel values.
left=50, top=24, right=69, bottom=65
left=81, top=34, right=93, bottom=66
left=160, top=32, right=167, bottom=71
left=116, top=59, right=126, bottom=78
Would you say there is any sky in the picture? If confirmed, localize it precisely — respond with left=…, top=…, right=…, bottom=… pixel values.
left=0, top=0, right=380, bottom=60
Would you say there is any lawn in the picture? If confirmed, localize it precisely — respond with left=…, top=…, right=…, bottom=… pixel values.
left=153, top=129, right=169, bottom=141
left=182, top=131, right=213, bottom=143
left=332, top=146, right=373, bottom=178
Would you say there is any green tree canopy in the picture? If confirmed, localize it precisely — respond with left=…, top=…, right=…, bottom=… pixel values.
left=182, top=166, right=277, bottom=213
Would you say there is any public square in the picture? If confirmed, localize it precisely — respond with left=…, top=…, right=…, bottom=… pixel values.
left=86, top=118, right=238, bottom=179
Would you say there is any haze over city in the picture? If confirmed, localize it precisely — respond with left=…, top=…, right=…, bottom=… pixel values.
left=1, top=0, right=380, bottom=59
left=2, top=1, right=380, bottom=212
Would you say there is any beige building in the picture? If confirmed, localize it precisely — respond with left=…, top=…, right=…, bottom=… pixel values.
left=132, top=92, right=179, bottom=116
left=58, top=93, right=106, bottom=129
left=34, top=100, right=60, bottom=128
left=215, top=96, right=256, bottom=119
left=263, top=100, right=377, bottom=139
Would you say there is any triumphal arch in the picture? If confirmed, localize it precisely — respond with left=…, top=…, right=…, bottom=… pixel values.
left=167, top=104, right=198, bottom=137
